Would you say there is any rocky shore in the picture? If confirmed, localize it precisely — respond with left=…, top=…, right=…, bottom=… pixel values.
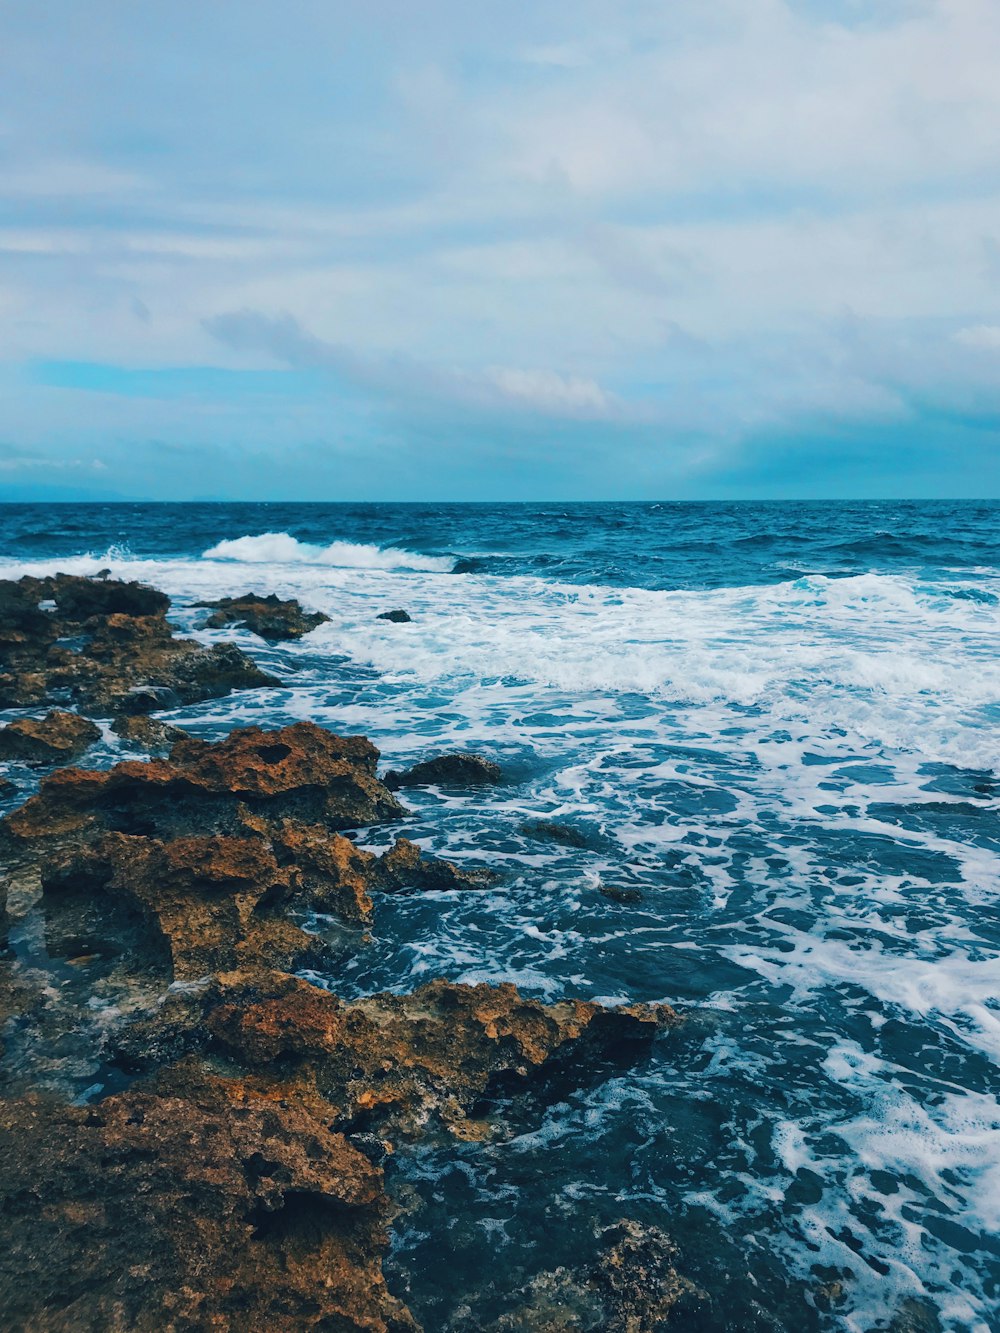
left=0, top=574, right=695, bottom=1331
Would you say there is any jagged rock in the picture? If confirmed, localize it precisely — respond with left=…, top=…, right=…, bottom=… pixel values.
left=372, top=837, right=498, bottom=893
left=206, top=975, right=679, bottom=1144
left=0, top=710, right=101, bottom=765
left=41, top=832, right=335, bottom=982
left=377, top=609, right=412, bottom=623
left=384, top=752, right=503, bottom=790
left=198, top=592, right=330, bottom=641
left=482, top=1218, right=700, bottom=1332
left=521, top=820, right=590, bottom=849
left=111, top=713, right=187, bottom=752
left=0, top=1068, right=417, bottom=1332
left=2, top=721, right=407, bottom=852
left=0, top=573, right=279, bottom=716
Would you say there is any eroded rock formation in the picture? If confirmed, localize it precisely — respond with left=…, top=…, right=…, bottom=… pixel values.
left=0, top=573, right=278, bottom=715
left=198, top=592, right=330, bottom=641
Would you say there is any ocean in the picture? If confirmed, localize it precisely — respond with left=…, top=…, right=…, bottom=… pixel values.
left=1, top=499, right=998, bottom=1331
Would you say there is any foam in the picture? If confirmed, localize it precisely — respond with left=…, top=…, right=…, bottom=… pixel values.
left=201, top=531, right=452, bottom=573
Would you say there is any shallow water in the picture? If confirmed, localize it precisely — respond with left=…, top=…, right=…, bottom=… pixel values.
left=1, top=500, right=998, bottom=1331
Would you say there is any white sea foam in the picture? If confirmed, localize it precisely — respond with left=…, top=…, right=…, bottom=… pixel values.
left=201, top=531, right=452, bottom=572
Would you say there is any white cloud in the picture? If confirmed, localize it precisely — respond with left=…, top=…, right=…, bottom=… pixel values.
left=953, top=324, right=1000, bottom=351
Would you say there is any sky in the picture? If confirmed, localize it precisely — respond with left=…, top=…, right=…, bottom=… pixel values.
left=1, top=0, right=999, bottom=500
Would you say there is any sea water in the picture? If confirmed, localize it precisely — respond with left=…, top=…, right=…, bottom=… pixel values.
left=1, top=500, right=998, bottom=1331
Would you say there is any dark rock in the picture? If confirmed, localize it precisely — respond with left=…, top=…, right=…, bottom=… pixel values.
left=0, top=1068, right=416, bottom=1332
left=385, top=752, right=503, bottom=790
left=49, top=572, right=170, bottom=620
left=0, top=710, right=101, bottom=765
left=521, top=819, right=590, bottom=849
left=376, top=609, right=412, bottom=623
left=198, top=592, right=330, bottom=641
left=373, top=837, right=499, bottom=893
left=111, top=713, right=187, bottom=752
left=483, top=1218, right=700, bottom=1331
left=599, top=885, right=643, bottom=904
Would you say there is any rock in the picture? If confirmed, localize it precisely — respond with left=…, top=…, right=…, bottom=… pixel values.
left=2, top=721, right=407, bottom=852
left=521, top=820, right=590, bottom=849
left=484, top=1218, right=700, bottom=1332
left=0, top=1068, right=417, bottom=1332
left=111, top=713, right=187, bottom=752
left=372, top=838, right=499, bottom=893
left=0, top=574, right=280, bottom=717
left=377, top=609, right=412, bottom=623
left=206, top=975, right=679, bottom=1144
left=0, top=710, right=101, bottom=765
left=384, top=752, right=503, bottom=790
left=198, top=592, right=330, bottom=641
left=599, top=885, right=643, bottom=905
left=41, top=832, right=336, bottom=982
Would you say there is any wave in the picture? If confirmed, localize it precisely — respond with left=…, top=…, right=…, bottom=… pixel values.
left=201, top=532, right=452, bottom=573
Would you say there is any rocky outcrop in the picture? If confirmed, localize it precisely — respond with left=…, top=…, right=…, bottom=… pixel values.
left=384, top=752, right=503, bottom=790
left=198, top=592, right=330, bottom=641
left=205, top=975, right=678, bottom=1144
left=377, top=609, right=412, bottom=623
left=2, top=721, right=407, bottom=852
left=0, top=1069, right=416, bottom=1332
left=0, top=573, right=278, bottom=716
left=0, top=709, right=100, bottom=765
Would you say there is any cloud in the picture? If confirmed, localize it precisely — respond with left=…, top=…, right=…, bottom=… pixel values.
left=204, top=309, right=621, bottom=421
left=1, top=0, right=1000, bottom=494
left=953, top=324, right=1000, bottom=351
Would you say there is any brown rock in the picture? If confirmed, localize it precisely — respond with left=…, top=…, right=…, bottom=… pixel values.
left=2, top=721, right=407, bottom=851
left=207, top=975, right=679, bottom=1144
left=198, top=592, right=330, bottom=641
left=0, top=710, right=101, bottom=765
left=384, top=752, right=503, bottom=790
left=521, top=820, right=590, bottom=849
left=0, top=1068, right=417, bottom=1331
left=0, top=573, right=279, bottom=717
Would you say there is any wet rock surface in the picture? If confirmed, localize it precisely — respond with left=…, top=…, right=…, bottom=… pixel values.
left=384, top=751, right=503, bottom=789
left=0, top=573, right=278, bottom=716
left=0, top=576, right=695, bottom=1331
left=198, top=591, right=330, bottom=640
left=0, top=709, right=100, bottom=765
left=377, top=608, right=412, bottom=623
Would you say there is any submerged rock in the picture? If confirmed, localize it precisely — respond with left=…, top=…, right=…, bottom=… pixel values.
left=0, top=709, right=100, bottom=765
left=0, top=1068, right=416, bottom=1332
left=0, top=573, right=279, bottom=716
left=521, top=819, right=590, bottom=849
left=198, top=592, right=330, bottom=641
left=384, top=752, right=503, bottom=790
left=110, top=713, right=187, bottom=752
left=599, top=884, right=644, bottom=904
left=482, top=1218, right=700, bottom=1332
left=377, top=609, right=412, bottom=623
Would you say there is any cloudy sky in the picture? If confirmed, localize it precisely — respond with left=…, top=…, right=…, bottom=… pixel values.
left=2, top=0, right=999, bottom=499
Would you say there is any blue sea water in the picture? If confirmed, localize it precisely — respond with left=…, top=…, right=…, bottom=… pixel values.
left=1, top=500, right=998, bottom=1332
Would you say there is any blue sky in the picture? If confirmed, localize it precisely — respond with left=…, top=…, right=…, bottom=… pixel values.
left=1, top=0, right=999, bottom=499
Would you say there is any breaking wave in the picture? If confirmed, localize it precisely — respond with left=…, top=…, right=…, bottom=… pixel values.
left=202, top=532, right=452, bottom=573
